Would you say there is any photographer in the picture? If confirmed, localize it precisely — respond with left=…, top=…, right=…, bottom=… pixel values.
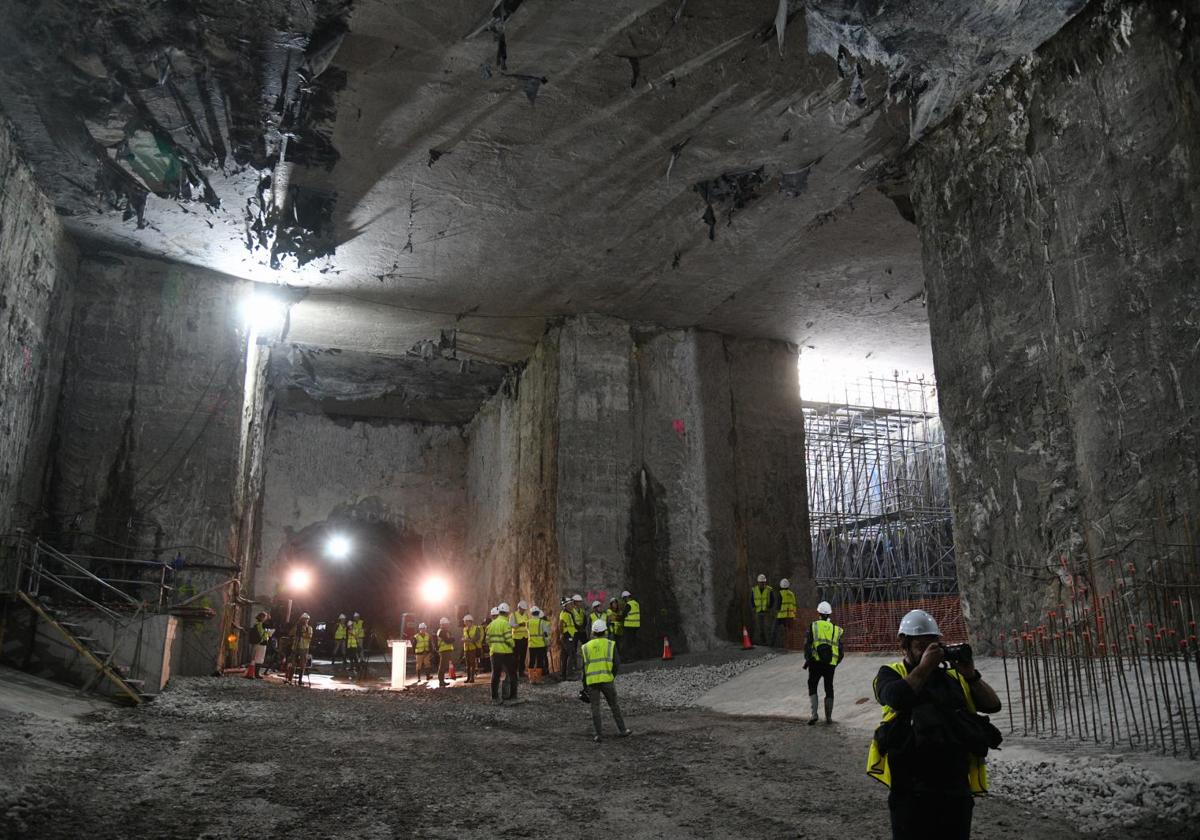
left=869, top=609, right=1001, bottom=840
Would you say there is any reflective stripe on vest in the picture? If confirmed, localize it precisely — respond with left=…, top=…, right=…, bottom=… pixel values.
left=414, top=633, right=430, bottom=654
left=486, top=617, right=514, bottom=654
left=352, top=620, right=365, bottom=640
left=334, top=624, right=347, bottom=640
left=811, top=620, right=845, bottom=666
left=606, top=609, right=624, bottom=635
left=437, top=630, right=454, bottom=653
left=347, top=633, right=359, bottom=649
left=753, top=585, right=773, bottom=613
left=777, top=590, right=797, bottom=619
left=463, top=625, right=482, bottom=651
left=570, top=608, right=586, bottom=630
left=623, top=599, right=641, bottom=628
left=512, top=613, right=529, bottom=640
left=528, top=617, right=547, bottom=648
left=865, top=661, right=989, bottom=795
left=581, top=638, right=616, bottom=685
left=559, top=610, right=576, bottom=635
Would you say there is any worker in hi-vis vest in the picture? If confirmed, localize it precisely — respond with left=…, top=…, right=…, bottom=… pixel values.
left=750, top=574, right=775, bottom=646
left=559, top=597, right=580, bottom=680
left=511, top=600, right=530, bottom=678
left=868, top=609, right=1001, bottom=840
left=487, top=603, right=517, bottom=704
left=526, top=606, right=550, bottom=673
left=332, top=614, right=348, bottom=666
left=619, top=590, right=640, bottom=660
left=773, top=579, right=798, bottom=647
left=436, top=617, right=456, bottom=687
left=580, top=619, right=632, bottom=743
left=461, top=614, right=482, bottom=683
left=413, top=622, right=432, bottom=683
left=804, top=601, right=844, bottom=724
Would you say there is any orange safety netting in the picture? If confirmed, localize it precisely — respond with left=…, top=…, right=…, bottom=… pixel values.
left=780, top=595, right=966, bottom=653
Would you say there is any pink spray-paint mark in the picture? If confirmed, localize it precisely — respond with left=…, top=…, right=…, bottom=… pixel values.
left=672, top=418, right=686, bottom=438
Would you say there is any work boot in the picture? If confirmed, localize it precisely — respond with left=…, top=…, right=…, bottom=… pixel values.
left=808, top=694, right=819, bottom=726
left=825, top=696, right=835, bottom=724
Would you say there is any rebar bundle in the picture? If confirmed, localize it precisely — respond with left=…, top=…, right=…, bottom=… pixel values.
left=804, top=374, right=957, bottom=605
left=1001, top=542, right=1200, bottom=760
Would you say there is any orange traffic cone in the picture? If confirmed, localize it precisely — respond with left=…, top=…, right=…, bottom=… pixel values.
left=662, top=636, right=673, bottom=661
left=244, top=662, right=256, bottom=679
left=448, top=660, right=458, bottom=680
left=741, top=626, right=753, bottom=650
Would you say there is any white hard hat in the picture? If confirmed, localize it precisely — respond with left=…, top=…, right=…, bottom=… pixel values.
left=338, top=613, right=346, bottom=619
left=517, top=599, right=529, bottom=609
left=780, top=579, right=790, bottom=589
left=817, top=601, right=832, bottom=615
left=489, top=607, right=499, bottom=617
left=572, top=594, right=583, bottom=602
left=756, top=574, right=767, bottom=583
left=439, top=617, right=449, bottom=624
left=531, top=606, right=542, bottom=616
left=353, top=612, right=360, bottom=617
left=591, top=619, right=607, bottom=634
left=591, top=600, right=601, bottom=608
left=498, top=602, right=510, bottom=613
left=300, top=612, right=310, bottom=619
left=898, top=609, right=941, bottom=637
left=418, top=622, right=427, bottom=629
left=463, top=614, right=474, bottom=622
left=621, top=590, right=631, bottom=598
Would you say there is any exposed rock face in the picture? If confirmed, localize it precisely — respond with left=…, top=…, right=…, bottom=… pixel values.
left=0, top=115, right=76, bottom=537
left=466, top=315, right=812, bottom=652
left=253, top=410, right=469, bottom=623
left=910, top=1, right=1200, bottom=647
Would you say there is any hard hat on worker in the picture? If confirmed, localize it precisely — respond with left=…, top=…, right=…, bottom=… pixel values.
left=757, top=573, right=767, bottom=583
left=439, top=616, right=449, bottom=625
left=353, top=612, right=360, bottom=617
left=780, top=578, right=790, bottom=588
left=621, top=590, right=631, bottom=598
left=592, top=619, right=607, bottom=634
left=463, top=614, right=474, bottom=622
left=418, top=622, right=427, bottom=629
left=591, top=600, right=601, bottom=608
left=489, top=607, right=499, bottom=617
left=338, top=613, right=346, bottom=619
left=817, top=601, right=832, bottom=615
left=517, top=599, right=529, bottom=609
left=531, top=606, right=542, bottom=616
left=300, top=612, right=310, bottom=619
left=572, top=594, right=583, bottom=602
left=498, top=602, right=510, bottom=613
left=898, top=609, right=941, bottom=637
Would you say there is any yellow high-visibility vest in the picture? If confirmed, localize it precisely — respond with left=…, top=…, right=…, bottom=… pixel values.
left=512, top=612, right=529, bottom=640
left=255, top=621, right=270, bottom=644
left=486, top=616, right=514, bottom=654
left=334, top=623, right=347, bottom=641
left=528, top=617, right=547, bottom=648
left=810, top=619, right=845, bottom=665
left=463, top=625, right=482, bottom=651
left=581, top=637, right=616, bottom=685
left=588, top=613, right=606, bottom=634
left=866, top=661, right=989, bottom=795
left=347, top=632, right=359, bottom=649
left=352, top=619, right=365, bottom=641
left=777, top=589, right=797, bottom=619
left=623, top=599, right=641, bottom=628
left=753, top=585, right=774, bottom=613
left=606, top=608, right=624, bottom=636
left=293, top=624, right=312, bottom=650
left=437, top=630, right=454, bottom=653
left=559, top=610, right=577, bottom=635
left=413, top=632, right=431, bottom=654
left=570, top=607, right=586, bottom=631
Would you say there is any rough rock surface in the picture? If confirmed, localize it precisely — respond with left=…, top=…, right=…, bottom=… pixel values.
left=909, top=0, right=1200, bottom=646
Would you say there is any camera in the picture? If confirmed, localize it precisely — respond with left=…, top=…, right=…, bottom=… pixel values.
left=941, top=642, right=972, bottom=665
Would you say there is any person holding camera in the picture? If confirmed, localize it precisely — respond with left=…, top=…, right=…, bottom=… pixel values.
left=804, top=600, right=844, bottom=724
left=868, top=609, right=1002, bottom=840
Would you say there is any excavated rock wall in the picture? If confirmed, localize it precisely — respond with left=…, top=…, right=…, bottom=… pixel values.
left=254, top=409, right=469, bottom=628
left=45, top=255, right=250, bottom=673
left=910, top=0, right=1200, bottom=647
left=466, top=315, right=811, bottom=652
left=0, top=114, right=76, bottom=539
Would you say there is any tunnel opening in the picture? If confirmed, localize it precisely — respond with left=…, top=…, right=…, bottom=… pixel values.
left=626, top=465, right=687, bottom=655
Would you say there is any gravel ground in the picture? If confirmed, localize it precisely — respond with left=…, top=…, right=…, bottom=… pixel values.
left=0, top=652, right=1196, bottom=839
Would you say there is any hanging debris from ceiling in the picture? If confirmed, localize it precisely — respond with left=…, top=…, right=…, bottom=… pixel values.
left=693, top=167, right=767, bottom=240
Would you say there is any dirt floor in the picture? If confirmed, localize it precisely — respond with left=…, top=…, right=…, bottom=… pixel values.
left=0, top=652, right=1196, bottom=840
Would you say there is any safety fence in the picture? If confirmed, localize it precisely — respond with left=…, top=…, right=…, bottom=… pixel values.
left=780, top=595, right=966, bottom=653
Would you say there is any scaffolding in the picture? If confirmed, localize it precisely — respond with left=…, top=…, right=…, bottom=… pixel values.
left=804, top=374, right=957, bottom=607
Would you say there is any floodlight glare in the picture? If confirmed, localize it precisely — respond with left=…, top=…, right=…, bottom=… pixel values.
left=287, top=567, right=313, bottom=593
left=239, top=291, right=287, bottom=333
left=419, top=575, right=450, bottom=605
left=326, top=534, right=352, bottom=560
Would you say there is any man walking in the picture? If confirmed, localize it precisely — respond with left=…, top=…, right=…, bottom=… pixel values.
left=774, top=579, right=797, bottom=647
left=527, top=606, right=550, bottom=673
left=805, top=601, right=844, bottom=724
left=436, top=617, right=456, bottom=687
left=619, top=590, right=640, bottom=660
left=511, top=600, right=531, bottom=679
left=581, top=619, right=632, bottom=743
left=461, top=614, right=482, bottom=683
left=486, top=603, right=518, bottom=704
left=751, top=574, right=775, bottom=646
left=868, top=609, right=1002, bottom=839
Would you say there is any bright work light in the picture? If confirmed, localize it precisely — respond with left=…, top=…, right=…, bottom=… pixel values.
left=239, top=290, right=287, bottom=333
left=326, top=534, right=352, bottom=560
left=419, top=575, right=450, bottom=605
left=287, top=567, right=313, bottom=593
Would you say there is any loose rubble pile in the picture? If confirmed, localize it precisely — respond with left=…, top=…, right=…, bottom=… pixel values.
left=988, top=752, right=1200, bottom=834
left=558, top=654, right=777, bottom=708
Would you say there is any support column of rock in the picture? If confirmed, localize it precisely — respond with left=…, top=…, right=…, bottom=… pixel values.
left=909, top=1, right=1200, bottom=647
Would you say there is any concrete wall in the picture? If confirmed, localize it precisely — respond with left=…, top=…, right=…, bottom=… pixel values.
left=256, top=409, right=470, bottom=629
left=0, top=113, right=76, bottom=537
left=44, top=255, right=250, bottom=673
left=910, top=1, right=1200, bottom=647
left=466, top=315, right=812, bottom=652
